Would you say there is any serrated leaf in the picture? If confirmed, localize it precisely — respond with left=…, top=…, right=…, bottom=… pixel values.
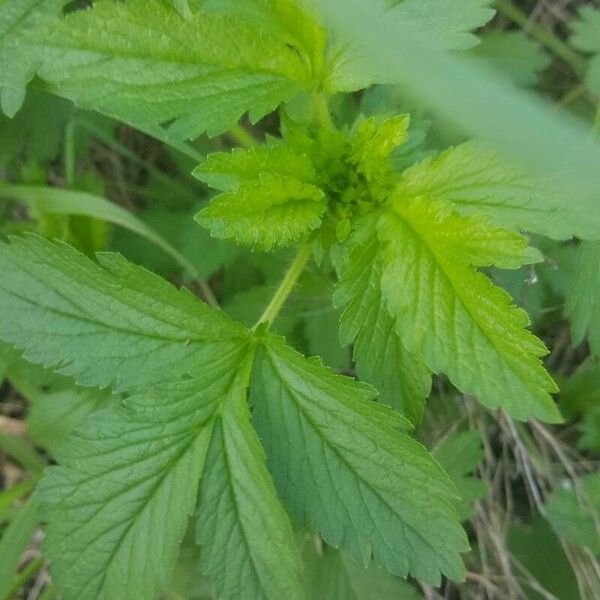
left=0, top=234, right=245, bottom=391
left=196, top=174, right=326, bottom=250
left=570, top=7, right=600, bottom=95
left=544, top=473, right=600, bottom=555
left=251, top=333, right=468, bottom=585
left=432, top=431, right=486, bottom=520
left=334, top=216, right=431, bottom=424
left=397, top=142, right=600, bottom=241
left=565, top=241, right=600, bottom=357
left=469, top=31, right=550, bottom=88
left=0, top=0, right=66, bottom=117
left=304, top=545, right=422, bottom=600
left=0, top=236, right=303, bottom=600
left=33, top=0, right=317, bottom=140
left=378, top=196, right=561, bottom=422
left=196, top=363, right=303, bottom=600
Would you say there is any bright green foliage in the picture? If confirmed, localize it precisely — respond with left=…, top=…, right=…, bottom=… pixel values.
left=469, top=31, right=550, bottom=88
left=377, top=196, right=560, bottom=422
left=251, top=333, right=468, bottom=585
left=195, top=144, right=326, bottom=250
left=334, top=215, right=431, bottom=424
left=544, top=473, right=600, bottom=555
left=396, top=142, right=600, bottom=241
left=0, top=0, right=66, bottom=117
left=304, top=544, right=422, bottom=600
left=433, top=431, right=486, bottom=520
left=33, top=0, right=320, bottom=140
left=569, top=7, right=600, bottom=95
left=565, top=241, right=600, bottom=357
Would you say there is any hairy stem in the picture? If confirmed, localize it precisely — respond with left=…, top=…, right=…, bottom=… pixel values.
left=313, top=92, right=333, bottom=129
left=495, top=0, right=588, bottom=79
left=254, top=244, right=312, bottom=329
left=228, top=124, right=258, bottom=148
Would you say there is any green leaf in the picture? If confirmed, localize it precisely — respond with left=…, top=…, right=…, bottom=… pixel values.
left=432, top=431, right=486, bottom=520
left=469, top=31, right=550, bottom=88
left=196, top=361, right=303, bottom=600
left=251, top=333, right=468, bottom=585
left=377, top=196, right=561, bottom=423
left=316, top=0, right=494, bottom=91
left=544, top=473, right=600, bottom=555
left=34, top=0, right=316, bottom=140
left=570, top=7, right=600, bottom=95
left=0, top=234, right=244, bottom=391
left=196, top=144, right=327, bottom=250
left=334, top=216, right=431, bottom=424
left=397, top=142, right=600, bottom=241
left=565, top=241, right=600, bottom=357
left=0, top=184, right=201, bottom=279
left=304, top=544, right=422, bottom=600
left=0, top=0, right=66, bottom=117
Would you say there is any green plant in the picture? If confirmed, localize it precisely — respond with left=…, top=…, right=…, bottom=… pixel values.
left=0, top=1, right=599, bottom=599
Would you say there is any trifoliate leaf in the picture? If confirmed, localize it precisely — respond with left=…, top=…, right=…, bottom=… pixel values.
left=0, top=0, right=66, bottom=117
left=544, top=473, right=600, bottom=555
left=378, top=196, right=561, bottom=423
left=33, top=0, right=317, bottom=140
left=469, top=31, right=550, bottom=88
left=432, top=431, right=486, bottom=520
left=0, top=236, right=303, bottom=600
left=304, top=544, right=423, bottom=600
left=569, top=7, right=600, bottom=95
left=251, top=333, right=468, bottom=585
left=334, top=216, right=431, bottom=424
left=196, top=362, right=303, bottom=600
left=397, top=142, right=600, bottom=241
left=565, top=241, right=600, bottom=357
left=0, top=234, right=246, bottom=391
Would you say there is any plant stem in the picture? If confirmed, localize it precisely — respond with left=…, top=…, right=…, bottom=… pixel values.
left=495, top=0, right=588, bottom=79
left=313, top=92, right=333, bottom=129
left=64, top=120, right=76, bottom=188
left=228, top=124, right=258, bottom=149
left=254, top=244, right=312, bottom=329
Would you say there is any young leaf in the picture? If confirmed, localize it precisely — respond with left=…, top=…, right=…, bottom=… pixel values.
left=0, top=234, right=245, bottom=391
left=377, top=196, right=561, bottom=423
left=34, top=0, right=317, bottom=140
left=565, top=241, right=600, bottom=357
left=251, top=333, right=468, bottom=585
left=544, top=473, right=600, bottom=555
left=0, top=0, right=66, bottom=117
left=334, top=216, right=431, bottom=424
left=396, top=142, right=600, bottom=241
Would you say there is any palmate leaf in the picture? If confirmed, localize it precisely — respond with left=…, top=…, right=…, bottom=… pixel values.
left=0, top=0, right=67, bottom=117
left=334, top=215, right=431, bottom=424
left=32, top=0, right=320, bottom=140
left=0, top=235, right=302, bottom=600
left=360, top=196, right=561, bottom=422
left=569, top=7, right=600, bottom=95
left=396, top=142, right=600, bottom=241
left=565, top=241, right=600, bottom=357
left=251, top=333, right=468, bottom=585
